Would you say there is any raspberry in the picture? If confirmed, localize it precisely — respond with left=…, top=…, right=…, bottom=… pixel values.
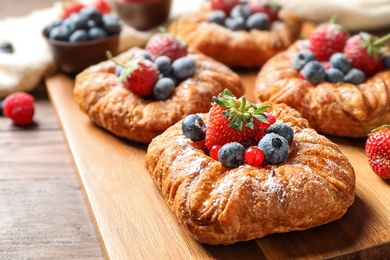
left=2, top=92, right=35, bottom=126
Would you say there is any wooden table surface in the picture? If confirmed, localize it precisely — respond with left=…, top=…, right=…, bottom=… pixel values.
left=0, top=1, right=104, bottom=259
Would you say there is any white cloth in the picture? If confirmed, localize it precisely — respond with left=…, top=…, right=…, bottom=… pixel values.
left=0, top=0, right=204, bottom=98
left=279, top=0, right=390, bottom=31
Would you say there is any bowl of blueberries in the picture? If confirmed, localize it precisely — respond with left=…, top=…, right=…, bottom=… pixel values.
left=43, top=5, right=121, bottom=75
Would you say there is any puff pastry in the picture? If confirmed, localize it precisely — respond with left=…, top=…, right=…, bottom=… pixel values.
left=144, top=102, right=355, bottom=245
left=255, top=41, right=390, bottom=137
left=168, top=8, right=302, bottom=68
left=73, top=48, right=244, bottom=143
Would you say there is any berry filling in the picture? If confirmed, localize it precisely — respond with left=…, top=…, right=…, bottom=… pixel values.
left=181, top=89, right=294, bottom=168
left=208, top=0, right=280, bottom=31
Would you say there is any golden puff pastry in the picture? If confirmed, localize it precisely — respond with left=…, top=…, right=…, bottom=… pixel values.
left=168, top=8, right=302, bottom=68
left=255, top=42, right=390, bottom=137
left=73, top=48, right=244, bottom=143
left=144, top=102, right=355, bottom=245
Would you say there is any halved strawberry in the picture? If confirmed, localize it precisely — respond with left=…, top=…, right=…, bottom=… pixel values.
left=365, top=125, right=390, bottom=179
left=205, top=89, right=269, bottom=150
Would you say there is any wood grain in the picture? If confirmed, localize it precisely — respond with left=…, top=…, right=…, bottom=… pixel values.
left=46, top=73, right=390, bottom=259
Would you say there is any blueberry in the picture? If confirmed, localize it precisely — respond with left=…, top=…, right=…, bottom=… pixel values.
left=102, top=14, right=121, bottom=35
left=208, top=10, right=226, bottom=25
left=218, top=142, right=245, bottom=168
left=48, top=25, right=71, bottom=41
left=0, top=42, right=14, bottom=54
left=224, top=16, right=246, bottom=31
left=69, top=29, right=89, bottom=42
left=46, top=19, right=63, bottom=34
left=70, top=13, right=89, bottom=31
left=134, top=50, right=153, bottom=61
left=230, top=4, right=252, bottom=19
left=382, top=54, right=390, bottom=68
left=330, top=53, right=351, bottom=74
left=301, top=60, right=325, bottom=84
left=154, top=56, right=172, bottom=76
left=153, top=77, right=175, bottom=100
left=325, top=67, right=344, bottom=83
left=88, top=27, right=108, bottom=40
left=258, top=133, right=289, bottom=164
left=166, top=73, right=180, bottom=87
left=344, top=68, right=366, bottom=85
left=0, top=100, right=3, bottom=115
left=246, top=13, right=270, bottom=31
left=172, top=57, right=196, bottom=80
left=293, top=49, right=316, bottom=70
left=182, top=114, right=206, bottom=141
left=79, top=7, right=103, bottom=25
left=266, top=122, right=294, bottom=143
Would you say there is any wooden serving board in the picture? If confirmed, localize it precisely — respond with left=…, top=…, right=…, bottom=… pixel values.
left=46, top=73, right=390, bottom=259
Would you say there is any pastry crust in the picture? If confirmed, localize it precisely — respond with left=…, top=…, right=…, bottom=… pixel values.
left=73, top=47, right=244, bottom=143
left=168, top=8, right=302, bottom=68
left=145, top=102, right=355, bottom=245
left=255, top=41, right=390, bottom=137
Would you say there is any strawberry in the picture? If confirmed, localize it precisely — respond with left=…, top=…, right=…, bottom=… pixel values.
left=344, top=32, right=390, bottom=75
left=60, top=0, right=85, bottom=19
left=211, top=0, right=240, bottom=16
left=365, top=125, right=390, bottom=179
left=93, top=0, right=111, bottom=14
left=107, top=52, right=159, bottom=97
left=2, top=92, right=35, bottom=126
left=309, top=22, right=350, bottom=62
left=145, top=31, right=188, bottom=62
left=205, top=89, right=269, bottom=150
left=247, top=0, right=280, bottom=22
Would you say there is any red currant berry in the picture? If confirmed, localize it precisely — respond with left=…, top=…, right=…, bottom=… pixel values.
left=244, top=146, right=264, bottom=167
left=209, top=144, right=222, bottom=161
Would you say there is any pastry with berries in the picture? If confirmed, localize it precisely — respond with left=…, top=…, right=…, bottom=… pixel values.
left=74, top=33, right=244, bottom=143
left=255, top=21, right=390, bottom=137
left=144, top=89, right=355, bottom=245
left=167, top=0, right=302, bottom=68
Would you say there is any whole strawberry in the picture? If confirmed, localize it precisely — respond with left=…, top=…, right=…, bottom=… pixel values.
left=344, top=32, right=390, bottom=75
left=145, top=32, right=188, bottom=61
left=205, top=89, right=269, bottom=150
left=93, top=0, right=111, bottom=14
left=309, top=22, right=350, bottom=62
left=61, top=0, right=85, bottom=19
left=107, top=52, right=159, bottom=96
left=211, top=0, right=240, bottom=15
left=2, top=92, right=35, bottom=126
left=365, top=125, right=390, bottom=179
left=247, top=0, right=280, bottom=22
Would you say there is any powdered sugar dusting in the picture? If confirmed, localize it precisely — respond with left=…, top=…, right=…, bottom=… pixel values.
left=263, top=174, right=287, bottom=203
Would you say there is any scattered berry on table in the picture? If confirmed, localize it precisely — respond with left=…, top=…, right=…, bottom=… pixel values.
left=343, top=68, right=366, bottom=85
left=182, top=114, right=207, bottom=142
left=301, top=60, right=325, bottom=84
left=145, top=32, right=188, bottom=62
left=365, top=125, right=390, bottom=179
left=266, top=122, right=294, bottom=143
left=2, top=92, right=35, bottom=126
left=258, top=133, right=289, bottom=164
left=153, top=77, right=175, bottom=101
left=218, top=142, right=245, bottom=168
left=244, top=146, right=265, bottom=167
left=309, top=22, right=350, bottom=62
left=292, top=49, right=316, bottom=70
left=325, top=67, right=344, bottom=83
left=0, top=42, right=14, bottom=54
left=171, top=56, right=196, bottom=80
left=246, top=13, right=270, bottom=31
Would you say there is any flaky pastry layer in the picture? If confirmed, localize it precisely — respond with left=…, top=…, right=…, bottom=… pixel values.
left=255, top=41, right=390, bottom=137
left=73, top=48, right=244, bottom=143
left=145, top=102, right=355, bottom=245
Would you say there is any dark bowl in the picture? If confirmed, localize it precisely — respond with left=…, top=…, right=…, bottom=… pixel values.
left=110, top=0, right=172, bottom=31
left=43, top=28, right=120, bottom=75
